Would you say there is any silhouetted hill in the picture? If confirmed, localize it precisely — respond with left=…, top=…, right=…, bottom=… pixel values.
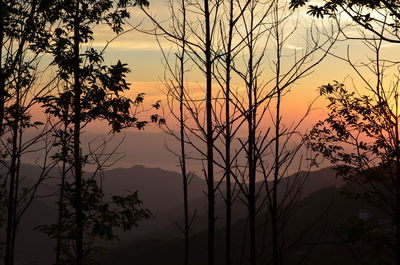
left=2, top=164, right=207, bottom=265
left=101, top=165, right=205, bottom=211
left=99, top=165, right=207, bottom=240
left=135, top=166, right=340, bottom=241
left=2, top=164, right=343, bottom=264
left=104, top=185, right=379, bottom=265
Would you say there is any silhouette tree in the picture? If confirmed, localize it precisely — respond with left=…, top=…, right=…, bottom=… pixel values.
left=215, top=1, right=251, bottom=264
left=0, top=1, right=62, bottom=264
left=154, top=0, right=192, bottom=264
left=0, top=0, right=51, bottom=135
left=289, top=0, right=400, bottom=264
left=233, top=2, right=270, bottom=263
left=141, top=1, right=223, bottom=264
left=204, top=3, right=217, bottom=264
left=211, top=1, right=338, bottom=264
left=306, top=36, right=400, bottom=265
left=143, top=1, right=338, bottom=265
left=34, top=0, right=152, bottom=264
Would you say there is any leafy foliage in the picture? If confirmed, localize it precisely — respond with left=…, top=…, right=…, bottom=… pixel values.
left=289, top=0, right=400, bottom=42
left=306, top=82, right=398, bottom=262
left=38, top=179, right=151, bottom=265
left=39, top=0, right=151, bottom=132
left=34, top=0, right=155, bottom=263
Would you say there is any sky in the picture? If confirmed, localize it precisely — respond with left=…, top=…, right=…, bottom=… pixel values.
left=80, top=0, right=400, bottom=136
left=92, top=7, right=316, bottom=132
left=24, top=0, right=400, bottom=173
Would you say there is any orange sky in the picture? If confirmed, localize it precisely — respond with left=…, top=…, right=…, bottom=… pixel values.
left=29, top=1, right=400, bottom=137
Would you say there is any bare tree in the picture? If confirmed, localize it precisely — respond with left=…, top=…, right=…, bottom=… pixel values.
left=141, top=1, right=338, bottom=265
left=220, top=1, right=338, bottom=264
left=0, top=1, right=60, bottom=263
left=141, top=1, right=224, bottom=264
left=262, top=2, right=337, bottom=264
left=154, top=0, right=192, bottom=263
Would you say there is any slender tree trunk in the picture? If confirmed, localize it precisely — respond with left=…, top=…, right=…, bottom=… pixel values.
left=10, top=124, right=23, bottom=265
left=248, top=103, right=256, bottom=265
left=248, top=76, right=256, bottom=265
left=179, top=1, right=189, bottom=264
left=73, top=0, right=83, bottom=264
left=247, top=3, right=256, bottom=264
left=248, top=84, right=256, bottom=265
left=204, top=1, right=215, bottom=265
left=272, top=3, right=281, bottom=262
left=4, top=125, right=17, bottom=265
left=5, top=68, right=21, bottom=265
left=56, top=119, right=69, bottom=265
left=181, top=114, right=189, bottom=265
left=225, top=1, right=234, bottom=264
left=272, top=89, right=280, bottom=265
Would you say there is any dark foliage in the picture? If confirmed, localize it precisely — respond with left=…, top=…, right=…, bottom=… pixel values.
left=289, top=0, right=400, bottom=43
left=306, top=82, right=398, bottom=263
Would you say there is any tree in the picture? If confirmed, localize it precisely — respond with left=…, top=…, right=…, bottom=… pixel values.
left=217, top=1, right=251, bottom=264
left=289, top=0, right=400, bottom=264
left=306, top=35, right=400, bottom=265
left=233, top=2, right=270, bottom=263
left=223, top=1, right=337, bottom=264
left=142, top=1, right=337, bottom=265
left=204, top=2, right=217, bottom=264
left=154, top=0, right=191, bottom=264
left=0, top=0, right=51, bottom=135
left=35, top=0, right=152, bottom=264
left=0, top=1, right=61, bottom=264
left=141, top=1, right=222, bottom=264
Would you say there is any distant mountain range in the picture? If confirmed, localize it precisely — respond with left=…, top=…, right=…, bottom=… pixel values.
left=102, top=167, right=377, bottom=265
left=1, top=163, right=369, bottom=265
left=104, top=186, right=368, bottom=265
left=17, top=130, right=331, bottom=175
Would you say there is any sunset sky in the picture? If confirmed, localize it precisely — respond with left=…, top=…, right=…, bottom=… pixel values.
left=25, top=0, right=400, bottom=142
left=72, top=1, right=397, bottom=135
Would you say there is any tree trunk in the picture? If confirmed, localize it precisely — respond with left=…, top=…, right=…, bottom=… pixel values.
left=56, top=119, right=69, bottom=265
left=272, top=5, right=281, bottom=262
left=247, top=3, right=256, bottom=263
left=225, top=1, right=234, bottom=264
left=4, top=67, right=21, bottom=265
left=204, top=1, right=215, bottom=265
left=73, top=0, right=83, bottom=264
left=179, top=1, right=189, bottom=263
left=10, top=128, right=23, bottom=265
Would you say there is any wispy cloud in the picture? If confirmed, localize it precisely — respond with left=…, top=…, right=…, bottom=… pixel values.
left=86, top=23, right=169, bottom=52
left=285, top=44, right=304, bottom=50
left=382, top=42, right=399, bottom=48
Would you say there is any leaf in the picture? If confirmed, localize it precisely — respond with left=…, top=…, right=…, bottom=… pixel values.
left=307, top=5, right=325, bottom=18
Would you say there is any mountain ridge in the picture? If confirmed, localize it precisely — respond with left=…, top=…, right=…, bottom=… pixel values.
left=2, top=163, right=342, bottom=265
